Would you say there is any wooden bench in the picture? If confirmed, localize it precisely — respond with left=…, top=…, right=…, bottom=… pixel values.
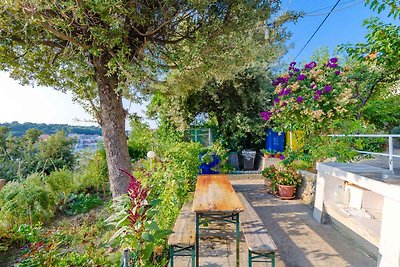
left=168, top=201, right=195, bottom=267
left=237, top=193, right=277, bottom=267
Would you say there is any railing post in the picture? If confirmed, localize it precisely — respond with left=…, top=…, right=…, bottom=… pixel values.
left=121, top=249, right=129, bottom=267
left=389, top=136, right=393, bottom=172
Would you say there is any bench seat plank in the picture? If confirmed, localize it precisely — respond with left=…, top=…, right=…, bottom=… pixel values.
left=237, top=193, right=277, bottom=254
left=168, top=202, right=195, bottom=247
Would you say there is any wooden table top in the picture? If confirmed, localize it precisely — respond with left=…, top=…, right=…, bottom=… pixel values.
left=192, top=174, right=244, bottom=214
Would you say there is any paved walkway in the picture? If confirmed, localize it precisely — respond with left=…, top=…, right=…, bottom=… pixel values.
left=173, top=177, right=376, bottom=267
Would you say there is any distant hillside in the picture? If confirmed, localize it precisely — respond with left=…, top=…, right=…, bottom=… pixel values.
left=0, top=122, right=102, bottom=136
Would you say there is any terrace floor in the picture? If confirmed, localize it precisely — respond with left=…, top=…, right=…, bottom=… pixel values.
left=173, top=176, right=377, bottom=267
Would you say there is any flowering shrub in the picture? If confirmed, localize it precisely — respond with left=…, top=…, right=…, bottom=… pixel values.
left=260, top=58, right=355, bottom=132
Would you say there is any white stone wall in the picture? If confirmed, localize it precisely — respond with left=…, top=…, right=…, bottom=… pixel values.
left=296, top=170, right=317, bottom=206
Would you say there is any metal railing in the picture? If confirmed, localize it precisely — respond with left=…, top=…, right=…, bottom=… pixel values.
left=328, top=134, right=400, bottom=171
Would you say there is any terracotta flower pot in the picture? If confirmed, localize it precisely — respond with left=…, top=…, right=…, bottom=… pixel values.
left=273, top=154, right=281, bottom=158
left=278, top=184, right=295, bottom=199
left=264, top=154, right=272, bottom=158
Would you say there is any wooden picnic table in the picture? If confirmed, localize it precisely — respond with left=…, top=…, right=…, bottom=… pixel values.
left=193, top=174, right=244, bottom=267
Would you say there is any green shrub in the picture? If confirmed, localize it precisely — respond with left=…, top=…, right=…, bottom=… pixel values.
left=74, top=147, right=108, bottom=192
left=36, top=131, right=76, bottom=175
left=304, top=119, right=385, bottom=164
left=0, top=174, right=56, bottom=229
left=362, top=96, right=400, bottom=131
left=64, top=193, right=103, bottom=215
left=44, top=169, right=76, bottom=202
left=134, top=140, right=202, bottom=230
left=127, top=118, right=154, bottom=161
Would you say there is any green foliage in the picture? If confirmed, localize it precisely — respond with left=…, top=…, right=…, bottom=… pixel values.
left=15, top=223, right=43, bottom=244
left=0, top=129, right=76, bottom=181
left=304, top=120, right=385, bottom=164
left=362, top=95, right=400, bottom=130
left=339, top=18, right=400, bottom=118
left=64, top=193, right=103, bottom=215
left=133, top=138, right=202, bottom=231
left=127, top=118, right=154, bottom=161
left=0, top=174, right=57, bottom=229
left=150, top=67, right=277, bottom=150
left=74, top=147, right=109, bottom=192
left=261, top=165, right=302, bottom=192
left=44, top=169, right=76, bottom=203
left=14, top=213, right=115, bottom=267
left=107, top=177, right=170, bottom=267
left=0, top=121, right=102, bottom=137
left=365, top=0, right=400, bottom=18
left=36, top=131, right=76, bottom=175
left=201, top=139, right=235, bottom=174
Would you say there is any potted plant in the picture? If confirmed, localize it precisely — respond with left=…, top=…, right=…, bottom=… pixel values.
left=261, top=165, right=278, bottom=193
left=275, top=167, right=302, bottom=199
left=261, top=149, right=275, bottom=158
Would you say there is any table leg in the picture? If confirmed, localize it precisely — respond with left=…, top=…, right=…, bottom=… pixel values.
left=236, top=213, right=240, bottom=267
left=195, top=213, right=200, bottom=267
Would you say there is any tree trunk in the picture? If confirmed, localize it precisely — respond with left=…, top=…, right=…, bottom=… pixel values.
left=93, top=56, right=131, bottom=198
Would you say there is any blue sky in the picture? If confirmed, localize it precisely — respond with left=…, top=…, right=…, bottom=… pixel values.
left=0, top=1, right=396, bottom=127
left=281, top=0, right=396, bottom=64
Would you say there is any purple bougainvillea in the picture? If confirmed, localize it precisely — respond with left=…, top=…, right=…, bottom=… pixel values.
left=297, top=74, right=306, bottom=81
left=304, top=61, right=317, bottom=69
left=296, top=96, right=303, bottom=103
left=323, top=85, right=332, bottom=93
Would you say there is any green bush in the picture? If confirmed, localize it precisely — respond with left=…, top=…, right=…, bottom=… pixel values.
left=134, top=140, right=202, bottom=230
left=74, top=147, right=108, bottom=192
left=36, top=131, right=76, bottom=175
left=64, top=193, right=103, bottom=215
left=0, top=174, right=56, bottom=229
left=44, top=169, right=76, bottom=203
left=127, top=118, right=154, bottom=161
left=362, top=95, right=400, bottom=131
left=304, top=119, right=385, bottom=164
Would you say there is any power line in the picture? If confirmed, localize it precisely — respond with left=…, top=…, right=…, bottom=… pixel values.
left=305, top=0, right=357, bottom=14
left=293, top=0, right=342, bottom=61
left=305, top=0, right=364, bottom=17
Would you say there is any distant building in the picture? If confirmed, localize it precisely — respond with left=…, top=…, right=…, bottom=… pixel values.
left=39, top=134, right=50, bottom=141
left=68, top=134, right=102, bottom=152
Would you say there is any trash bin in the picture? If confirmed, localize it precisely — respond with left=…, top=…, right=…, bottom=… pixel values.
left=199, top=154, right=220, bottom=174
left=285, top=130, right=305, bottom=151
left=242, top=150, right=256, bottom=170
left=265, top=129, right=285, bottom=153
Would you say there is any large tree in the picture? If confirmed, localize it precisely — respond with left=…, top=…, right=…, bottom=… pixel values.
left=340, top=18, right=400, bottom=119
left=0, top=0, right=288, bottom=197
left=149, top=67, right=276, bottom=150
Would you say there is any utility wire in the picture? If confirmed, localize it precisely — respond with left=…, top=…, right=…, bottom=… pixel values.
left=293, top=0, right=342, bottom=61
left=305, top=0, right=364, bottom=16
left=305, top=0, right=357, bottom=15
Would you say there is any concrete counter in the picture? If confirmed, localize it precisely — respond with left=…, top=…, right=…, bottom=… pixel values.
left=314, top=162, right=400, bottom=267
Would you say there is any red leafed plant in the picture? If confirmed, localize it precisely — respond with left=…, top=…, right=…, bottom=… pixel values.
left=119, top=169, right=149, bottom=225
left=107, top=170, right=172, bottom=266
